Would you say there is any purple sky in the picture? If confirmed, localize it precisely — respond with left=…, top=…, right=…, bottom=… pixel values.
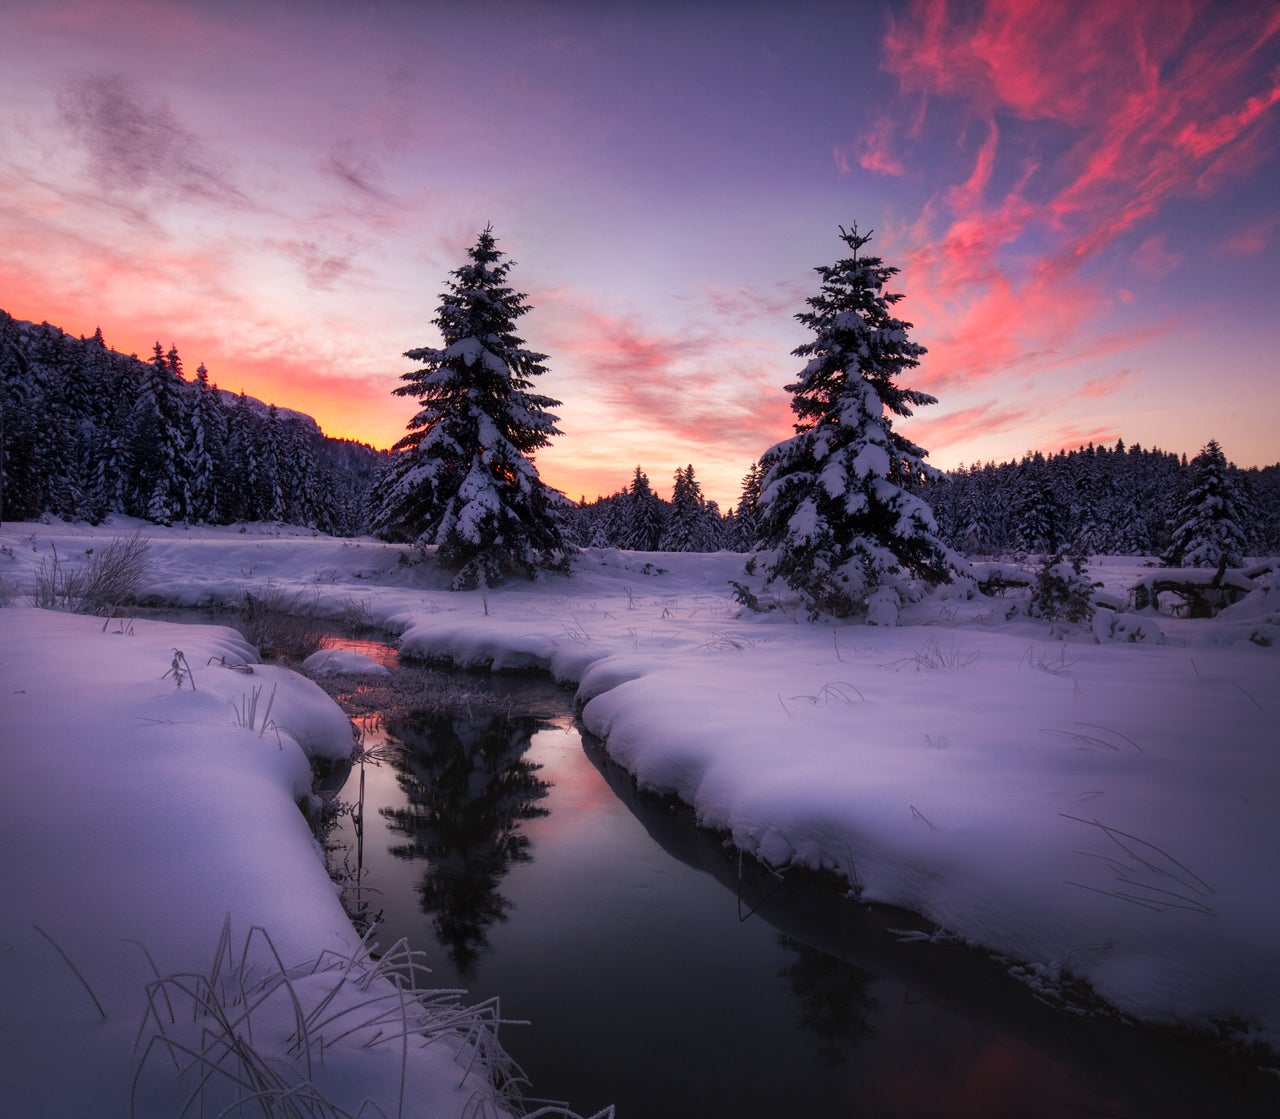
left=2, top=0, right=1277, bottom=506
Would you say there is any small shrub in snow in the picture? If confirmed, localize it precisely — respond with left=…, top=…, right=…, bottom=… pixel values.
left=30, top=530, right=151, bottom=614
left=1091, top=611, right=1165, bottom=644
left=230, top=682, right=280, bottom=735
left=237, top=588, right=327, bottom=663
left=866, top=587, right=900, bottom=626
left=1027, top=551, right=1095, bottom=623
left=162, top=648, right=196, bottom=689
left=787, top=681, right=866, bottom=705
left=728, top=578, right=773, bottom=613
left=1248, top=626, right=1278, bottom=647
left=882, top=635, right=980, bottom=671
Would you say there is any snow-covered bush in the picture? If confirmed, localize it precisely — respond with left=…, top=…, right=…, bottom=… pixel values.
left=1091, top=610, right=1165, bottom=644
left=1027, top=551, right=1095, bottom=623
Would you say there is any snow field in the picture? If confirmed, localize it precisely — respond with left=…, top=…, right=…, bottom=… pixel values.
left=2, top=516, right=1278, bottom=1102
left=0, top=598, right=524, bottom=1117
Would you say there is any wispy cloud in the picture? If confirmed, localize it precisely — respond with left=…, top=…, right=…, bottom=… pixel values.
left=58, top=73, right=247, bottom=215
left=835, top=110, right=906, bottom=176
left=323, top=142, right=393, bottom=201
left=682, top=281, right=802, bottom=327
left=910, top=401, right=1039, bottom=457
left=1079, top=368, right=1134, bottom=400
left=540, top=292, right=794, bottom=448
left=268, top=237, right=362, bottom=290
left=860, top=0, right=1280, bottom=391
left=1216, top=215, right=1280, bottom=258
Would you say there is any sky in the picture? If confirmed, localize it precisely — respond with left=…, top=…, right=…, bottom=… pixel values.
left=1, top=0, right=1277, bottom=508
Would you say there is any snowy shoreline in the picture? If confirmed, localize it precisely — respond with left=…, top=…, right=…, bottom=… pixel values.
left=3, top=516, right=1279, bottom=1113
left=0, top=601, right=543, bottom=1117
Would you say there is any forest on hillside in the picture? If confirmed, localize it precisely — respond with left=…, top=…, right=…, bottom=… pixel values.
left=0, top=312, right=383, bottom=533
left=3, top=310, right=1277, bottom=557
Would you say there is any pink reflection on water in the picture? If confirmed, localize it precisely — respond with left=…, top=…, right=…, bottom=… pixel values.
left=319, top=633, right=400, bottom=669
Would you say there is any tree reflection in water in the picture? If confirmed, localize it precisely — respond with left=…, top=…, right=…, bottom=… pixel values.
left=776, top=937, right=877, bottom=1067
left=380, top=710, right=551, bottom=978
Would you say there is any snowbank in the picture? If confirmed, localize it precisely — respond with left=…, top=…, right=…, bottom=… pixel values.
left=0, top=603, right=516, bottom=1118
left=3, top=518, right=1279, bottom=1069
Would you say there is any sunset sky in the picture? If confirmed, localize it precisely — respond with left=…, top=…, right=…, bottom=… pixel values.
left=1, top=0, right=1277, bottom=507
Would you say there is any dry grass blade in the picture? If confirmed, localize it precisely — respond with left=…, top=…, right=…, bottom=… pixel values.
left=130, top=919, right=606, bottom=1119
left=1061, top=813, right=1215, bottom=916
left=33, top=924, right=106, bottom=1022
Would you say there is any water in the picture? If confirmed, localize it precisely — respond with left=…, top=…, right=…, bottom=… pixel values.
left=320, top=653, right=1280, bottom=1119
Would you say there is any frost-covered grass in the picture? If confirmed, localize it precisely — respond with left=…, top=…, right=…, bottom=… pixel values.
left=0, top=531, right=616, bottom=1118
left=2, top=515, right=1279, bottom=1113
left=130, top=919, right=536, bottom=1119
left=30, top=527, right=152, bottom=614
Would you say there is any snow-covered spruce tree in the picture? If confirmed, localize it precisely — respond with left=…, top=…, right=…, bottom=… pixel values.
left=619, top=465, right=666, bottom=551
left=1027, top=550, right=1095, bottom=623
left=129, top=342, right=189, bottom=524
left=728, top=461, right=763, bottom=550
left=370, top=227, right=573, bottom=588
left=1163, top=439, right=1250, bottom=568
left=184, top=363, right=224, bottom=524
left=754, top=225, right=957, bottom=619
left=660, top=465, right=719, bottom=551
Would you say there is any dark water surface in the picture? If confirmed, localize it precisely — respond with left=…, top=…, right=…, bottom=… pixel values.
left=318, top=652, right=1280, bottom=1119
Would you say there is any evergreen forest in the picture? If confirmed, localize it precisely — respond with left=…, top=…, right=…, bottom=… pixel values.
left=0, top=312, right=384, bottom=533
left=3, top=309, right=1277, bottom=559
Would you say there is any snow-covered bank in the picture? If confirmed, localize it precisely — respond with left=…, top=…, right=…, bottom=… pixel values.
left=3, top=516, right=1279, bottom=1073
left=0, top=602, right=524, bottom=1117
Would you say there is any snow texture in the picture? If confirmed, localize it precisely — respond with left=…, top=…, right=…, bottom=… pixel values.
left=2, top=515, right=1279, bottom=1114
left=0, top=589, right=517, bottom=1116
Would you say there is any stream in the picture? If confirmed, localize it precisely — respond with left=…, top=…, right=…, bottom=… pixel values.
left=313, top=634, right=1280, bottom=1119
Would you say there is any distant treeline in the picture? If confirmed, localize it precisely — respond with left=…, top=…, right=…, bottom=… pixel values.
left=925, top=444, right=1280, bottom=558
left=3, top=311, right=1277, bottom=555
left=0, top=313, right=385, bottom=532
left=563, top=448, right=1280, bottom=557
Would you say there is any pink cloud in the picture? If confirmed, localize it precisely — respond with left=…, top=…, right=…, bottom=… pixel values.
left=536, top=289, right=794, bottom=447
left=1078, top=369, right=1134, bottom=400
left=882, top=0, right=1195, bottom=127
left=1129, top=235, right=1182, bottom=280
left=1216, top=216, right=1280, bottom=258
left=863, top=0, right=1279, bottom=403
left=836, top=112, right=906, bottom=176
left=910, top=401, right=1038, bottom=457
left=1038, top=422, right=1124, bottom=456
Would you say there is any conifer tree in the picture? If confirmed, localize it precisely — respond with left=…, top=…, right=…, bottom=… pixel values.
left=661, top=465, right=716, bottom=551
left=1009, top=452, right=1064, bottom=555
left=370, top=226, right=572, bottom=587
left=755, top=225, right=956, bottom=618
left=952, top=465, right=997, bottom=554
left=219, top=392, right=258, bottom=523
left=1164, top=439, right=1250, bottom=568
left=184, top=363, right=223, bottom=523
left=730, top=461, right=763, bottom=550
left=255, top=405, right=288, bottom=523
left=619, top=466, right=666, bottom=551
left=129, top=343, right=187, bottom=523
left=1028, top=550, right=1095, bottom=622
left=0, top=317, right=29, bottom=524
left=589, top=489, right=629, bottom=548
